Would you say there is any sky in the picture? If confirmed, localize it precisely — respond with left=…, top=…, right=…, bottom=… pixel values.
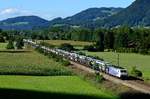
left=0, top=0, right=135, bottom=21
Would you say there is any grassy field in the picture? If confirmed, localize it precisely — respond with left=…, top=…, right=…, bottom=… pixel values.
left=0, top=48, right=116, bottom=99
left=0, top=76, right=116, bottom=99
left=0, top=43, right=7, bottom=50
left=0, top=51, right=71, bottom=75
left=84, top=51, right=150, bottom=79
left=40, top=40, right=93, bottom=46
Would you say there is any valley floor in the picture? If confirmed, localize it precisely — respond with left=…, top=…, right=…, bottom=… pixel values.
left=0, top=42, right=149, bottom=99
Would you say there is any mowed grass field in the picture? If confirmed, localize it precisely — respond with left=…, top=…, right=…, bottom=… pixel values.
left=0, top=43, right=7, bottom=50
left=0, top=76, right=116, bottom=99
left=84, top=51, right=150, bottom=79
left=40, top=40, right=93, bottom=46
left=0, top=43, right=116, bottom=99
left=0, top=51, right=71, bottom=75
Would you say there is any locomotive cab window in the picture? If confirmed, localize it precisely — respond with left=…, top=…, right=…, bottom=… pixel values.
left=120, top=70, right=127, bottom=73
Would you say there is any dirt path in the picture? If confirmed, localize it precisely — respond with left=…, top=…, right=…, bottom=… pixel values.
left=70, top=61, right=150, bottom=94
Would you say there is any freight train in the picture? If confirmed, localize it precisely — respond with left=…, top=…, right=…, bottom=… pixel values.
left=23, top=39, right=128, bottom=78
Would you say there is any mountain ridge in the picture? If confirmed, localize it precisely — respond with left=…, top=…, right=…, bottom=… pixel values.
left=95, top=0, right=150, bottom=27
left=0, top=16, right=49, bottom=30
left=49, top=7, right=123, bottom=27
left=0, top=0, right=150, bottom=30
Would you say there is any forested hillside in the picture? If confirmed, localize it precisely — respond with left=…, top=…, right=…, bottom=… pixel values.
left=95, top=0, right=150, bottom=27
left=0, top=16, right=49, bottom=30
left=0, top=8, right=123, bottom=30
left=50, top=0, right=150, bottom=28
left=49, top=7, right=123, bottom=27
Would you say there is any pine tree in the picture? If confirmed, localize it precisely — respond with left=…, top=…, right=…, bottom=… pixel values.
left=104, top=31, right=114, bottom=49
left=6, top=40, right=14, bottom=49
left=95, top=29, right=105, bottom=51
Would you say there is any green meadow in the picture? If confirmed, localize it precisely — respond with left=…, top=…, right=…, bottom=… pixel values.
left=0, top=51, right=71, bottom=76
left=0, top=43, right=117, bottom=98
left=0, top=43, right=7, bottom=50
left=0, top=76, right=116, bottom=99
left=84, top=51, right=150, bottom=79
left=40, top=40, right=93, bottom=47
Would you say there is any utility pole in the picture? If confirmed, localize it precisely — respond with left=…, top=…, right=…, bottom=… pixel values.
left=117, top=53, right=120, bottom=67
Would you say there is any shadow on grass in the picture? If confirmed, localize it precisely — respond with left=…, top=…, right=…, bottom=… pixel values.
left=0, top=50, right=32, bottom=53
left=126, top=76, right=143, bottom=81
left=0, top=88, right=111, bottom=99
left=119, top=92, right=150, bottom=99
left=121, top=76, right=143, bottom=81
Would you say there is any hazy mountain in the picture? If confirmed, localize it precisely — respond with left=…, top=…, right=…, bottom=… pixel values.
left=0, top=16, right=49, bottom=30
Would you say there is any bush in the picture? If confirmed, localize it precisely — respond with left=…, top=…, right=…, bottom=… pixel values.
left=105, top=49, right=114, bottom=52
left=116, top=48, right=137, bottom=53
left=131, top=66, right=143, bottom=77
left=87, top=55, right=104, bottom=61
left=59, top=43, right=74, bottom=51
left=148, top=50, right=150, bottom=55
left=83, top=45, right=97, bottom=52
left=95, top=72, right=104, bottom=83
left=0, top=35, right=5, bottom=42
left=77, top=52, right=86, bottom=56
left=15, top=37, right=24, bottom=49
left=62, top=60, right=70, bottom=66
left=138, top=49, right=148, bottom=55
left=35, top=47, right=44, bottom=53
left=36, top=47, right=70, bottom=67
left=93, top=56, right=104, bottom=61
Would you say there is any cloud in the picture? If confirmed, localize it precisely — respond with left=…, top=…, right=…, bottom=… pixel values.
left=0, top=8, right=53, bottom=20
left=0, top=8, right=33, bottom=20
left=0, top=8, right=19, bottom=15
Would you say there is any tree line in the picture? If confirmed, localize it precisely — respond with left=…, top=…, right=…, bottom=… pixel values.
left=0, top=25, right=150, bottom=54
left=0, top=29, right=24, bottom=49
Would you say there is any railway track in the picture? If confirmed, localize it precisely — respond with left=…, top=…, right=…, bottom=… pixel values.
left=70, top=61, right=150, bottom=94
